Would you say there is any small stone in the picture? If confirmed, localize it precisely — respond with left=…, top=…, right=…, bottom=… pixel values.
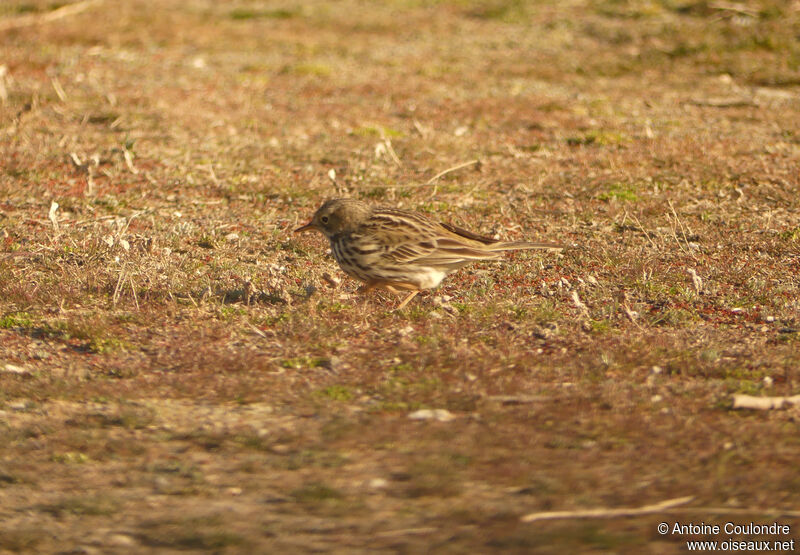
left=408, top=409, right=456, bottom=422
left=2, top=364, right=28, bottom=375
left=225, top=232, right=239, bottom=242
left=763, top=376, right=774, bottom=387
left=226, top=487, right=243, bottom=496
left=765, top=316, right=775, bottom=323
left=107, top=534, right=137, bottom=547
left=368, top=478, right=388, bottom=489
left=651, top=395, right=663, bottom=403
left=651, top=365, right=663, bottom=374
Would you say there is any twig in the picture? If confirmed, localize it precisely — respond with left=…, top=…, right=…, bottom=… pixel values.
left=120, top=210, right=146, bottom=236
left=521, top=496, right=694, bottom=523
left=129, top=275, right=139, bottom=310
left=627, top=211, right=656, bottom=249
left=710, top=1, right=758, bottom=17
left=48, top=201, right=60, bottom=233
left=668, top=199, right=694, bottom=252
left=75, top=215, right=118, bottom=227
left=732, top=394, right=800, bottom=410
left=184, top=291, right=199, bottom=308
left=202, top=164, right=220, bottom=185
left=665, top=200, right=694, bottom=258
left=412, top=119, right=428, bottom=137
left=123, top=147, right=138, bottom=175
left=0, top=65, right=8, bottom=104
left=623, top=303, right=644, bottom=330
left=666, top=213, right=689, bottom=256
left=51, top=78, right=67, bottom=102
left=0, top=0, right=105, bottom=32
left=112, top=267, right=127, bottom=307
left=425, top=159, right=479, bottom=185
left=383, top=139, right=402, bottom=167
left=247, top=322, right=269, bottom=338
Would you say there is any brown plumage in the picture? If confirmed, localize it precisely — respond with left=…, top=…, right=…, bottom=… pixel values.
left=295, top=198, right=564, bottom=309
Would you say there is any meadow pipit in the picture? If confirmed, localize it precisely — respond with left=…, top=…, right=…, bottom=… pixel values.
left=295, top=198, right=564, bottom=309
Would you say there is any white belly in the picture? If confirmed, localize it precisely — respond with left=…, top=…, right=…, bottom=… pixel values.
left=415, top=268, right=448, bottom=290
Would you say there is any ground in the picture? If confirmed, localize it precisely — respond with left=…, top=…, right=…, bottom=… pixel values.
left=1, top=0, right=799, bottom=552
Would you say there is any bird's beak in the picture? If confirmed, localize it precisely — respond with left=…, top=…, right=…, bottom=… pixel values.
left=294, top=221, right=316, bottom=233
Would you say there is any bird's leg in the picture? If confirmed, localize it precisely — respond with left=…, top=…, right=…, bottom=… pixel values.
left=395, top=290, right=420, bottom=310
left=357, top=282, right=376, bottom=294
left=360, top=282, right=402, bottom=295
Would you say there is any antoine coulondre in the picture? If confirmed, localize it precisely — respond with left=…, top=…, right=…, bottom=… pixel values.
left=672, top=522, right=791, bottom=535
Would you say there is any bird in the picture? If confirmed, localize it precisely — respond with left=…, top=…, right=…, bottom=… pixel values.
left=295, top=198, right=565, bottom=309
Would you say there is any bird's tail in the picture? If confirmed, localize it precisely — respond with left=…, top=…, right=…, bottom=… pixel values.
left=491, top=241, right=566, bottom=251
left=438, top=223, right=566, bottom=252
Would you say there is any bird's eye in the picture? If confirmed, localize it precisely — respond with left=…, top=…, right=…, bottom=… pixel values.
left=321, top=216, right=329, bottom=224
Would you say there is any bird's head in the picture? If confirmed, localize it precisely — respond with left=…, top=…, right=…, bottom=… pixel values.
left=295, top=198, right=371, bottom=239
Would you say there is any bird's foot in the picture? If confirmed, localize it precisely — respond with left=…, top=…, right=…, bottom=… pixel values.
left=394, top=290, right=420, bottom=311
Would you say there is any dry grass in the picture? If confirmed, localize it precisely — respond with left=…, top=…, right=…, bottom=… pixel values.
left=1, top=0, right=799, bottom=552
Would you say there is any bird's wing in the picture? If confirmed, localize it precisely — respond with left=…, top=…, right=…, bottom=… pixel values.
left=439, top=222, right=497, bottom=245
left=359, top=212, right=499, bottom=266
left=355, top=224, right=438, bottom=264
left=421, top=233, right=502, bottom=265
